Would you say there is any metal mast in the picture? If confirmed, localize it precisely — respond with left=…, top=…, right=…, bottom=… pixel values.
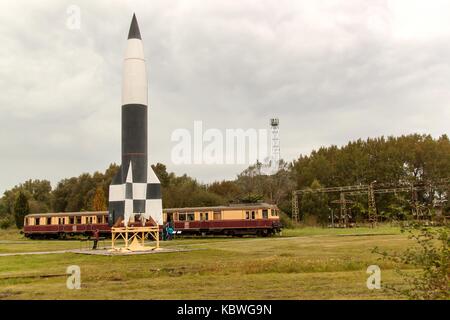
left=368, top=182, right=377, bottom=227
left=270, top=118, right=280, bottom=170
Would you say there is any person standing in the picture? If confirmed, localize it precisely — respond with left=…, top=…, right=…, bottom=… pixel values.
left=92, top=229, right=100, bottom=250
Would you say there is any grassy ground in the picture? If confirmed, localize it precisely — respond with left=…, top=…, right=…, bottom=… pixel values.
left=0, top=226, right=414, bottom=299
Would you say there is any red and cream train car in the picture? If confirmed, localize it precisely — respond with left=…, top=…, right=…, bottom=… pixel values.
left=23, top=203, right=282, bottom=238
left=23, top=211, right=110, bottom=239
left=164, top=203, right=282, bottom=237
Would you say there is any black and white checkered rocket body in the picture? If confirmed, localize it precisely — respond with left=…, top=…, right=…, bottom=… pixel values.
left=108, top=14, right=162, bottom=227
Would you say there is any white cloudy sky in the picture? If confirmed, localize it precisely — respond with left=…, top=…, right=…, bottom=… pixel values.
left=1, top=0, right=450, bottom=193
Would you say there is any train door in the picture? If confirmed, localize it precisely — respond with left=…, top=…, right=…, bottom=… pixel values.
left=166, top=213, right=173, bottom=223
left=58, top=217, right=65, bottom=232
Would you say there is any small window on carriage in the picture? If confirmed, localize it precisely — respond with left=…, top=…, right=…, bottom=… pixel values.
left=35, top=218, right=40, bottom=226
left=251, top=211, right=256, bottom=219
left=69, top=217, right=75, bottom=224
left=187, top=213, right=195, bottom=221
left=47, top=217, right=51, bottom=225
left=246, top=211, right=250, bottom=219
left=178, top=213, right=186, bottom=221
left=205, top=212, right=209, bottom=220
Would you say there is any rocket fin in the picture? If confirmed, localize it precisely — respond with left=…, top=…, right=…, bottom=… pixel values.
left=126, top=162, right=133, bottom=183
left=147, top=165, right=161, bottom=183
left=145, top=165, right=163, bottom=225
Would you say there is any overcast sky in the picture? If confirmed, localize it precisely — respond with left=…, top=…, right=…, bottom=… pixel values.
left=1, top=0, right=450, bottom=193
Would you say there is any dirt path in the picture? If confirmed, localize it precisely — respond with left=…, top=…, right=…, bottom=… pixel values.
left=0, top=249, right=78, bottom=257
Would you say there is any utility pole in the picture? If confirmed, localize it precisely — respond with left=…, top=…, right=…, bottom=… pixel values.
left=368, top=181, right=377, bottom=227
left=292, top=191, right=299, bottom=223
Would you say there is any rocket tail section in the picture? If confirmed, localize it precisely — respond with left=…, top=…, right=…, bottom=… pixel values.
left=108, top=163, right=163, bottom=227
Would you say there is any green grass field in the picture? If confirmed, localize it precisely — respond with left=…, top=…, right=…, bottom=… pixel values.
left=0, top=226, right=415, bottom=299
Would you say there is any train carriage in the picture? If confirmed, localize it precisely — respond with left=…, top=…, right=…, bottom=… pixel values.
left=164, top=203, right=282, bottom=237
left=24, top=211, right=110, bottom=239
left=23, top=203, right=282, bottom=238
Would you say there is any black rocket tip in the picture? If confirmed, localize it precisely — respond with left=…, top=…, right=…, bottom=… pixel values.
left=128, top=13, right=141, bottom=40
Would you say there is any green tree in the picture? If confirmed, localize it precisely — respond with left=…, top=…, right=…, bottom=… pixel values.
left=92, top=187, right=107, bottom=211
left=152, top=163, right=171, bottom=188
left=14, top=192, right=29, bottom=229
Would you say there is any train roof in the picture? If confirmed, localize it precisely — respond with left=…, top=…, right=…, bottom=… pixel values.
left=26, top=211, right=108, bottom=218
left=25, top=203, right=278, bottom=217
left=163, top=203, right=278, bottom=213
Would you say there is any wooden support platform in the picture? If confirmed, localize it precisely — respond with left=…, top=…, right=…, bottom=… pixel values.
left=111, top=226, right=159, bottom=252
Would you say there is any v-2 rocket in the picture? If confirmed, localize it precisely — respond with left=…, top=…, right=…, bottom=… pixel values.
left=108, top=14, right=162, bottom=227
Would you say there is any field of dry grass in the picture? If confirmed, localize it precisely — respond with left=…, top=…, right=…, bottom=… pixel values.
left=0, top=226, right=414, bottom=299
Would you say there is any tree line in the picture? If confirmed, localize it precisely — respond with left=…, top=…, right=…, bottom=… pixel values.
left=1, top=133, right=450, bottom=229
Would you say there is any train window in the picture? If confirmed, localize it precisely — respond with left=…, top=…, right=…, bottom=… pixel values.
left=251, top=211, right=255, bottom=219
left=105, top=216, right=108, bottom=223
left=213, top=211, right=221, bottom=220
left=178, top=213, right=186, bottom=221
left=69, top=217, right=75, bottom=224
left=97, top=216, right=103, bottom=223
left=76, top=216, right=81, bottom=224
left=35, top=218, right=40, bottom=226
left=262, top=209, right=268, bottom=219
left=59, top=218, right=64, bottom=225
left=47, top=217, right=51, bottom=225
left=187, top=213, right=195, bottom=221
left=246, top=211, right=250, bottom=219
left=200, top=212, right=209, bottom=221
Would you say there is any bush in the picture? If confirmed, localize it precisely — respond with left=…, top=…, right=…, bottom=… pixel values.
left=279, top=212, right=295, bottom=229
left=373, top=222, right=449, bottom=300
left=0, top=216, right=13, bottom=229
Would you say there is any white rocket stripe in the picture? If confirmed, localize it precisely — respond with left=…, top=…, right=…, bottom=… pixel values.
left=124, top=199, right=133, bottom=226
left=109, top=184, right=125, bottom=202
left=122, top=39, right=147, bottom=106
left=145, top=199, right=163, bottom=225
left=125, top=39, right=144, bottom=59
left=132, top=183, right=147, bottom=200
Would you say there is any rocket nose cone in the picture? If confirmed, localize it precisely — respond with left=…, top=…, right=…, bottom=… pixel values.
left=128, top=13, right=141, bottom=40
